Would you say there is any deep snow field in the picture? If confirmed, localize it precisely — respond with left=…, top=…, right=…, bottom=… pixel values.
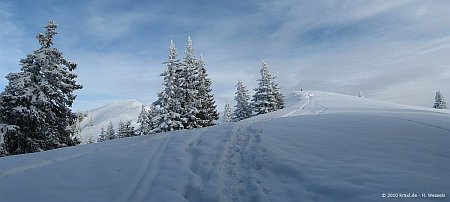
left=1, top=91, right=449, bottom=202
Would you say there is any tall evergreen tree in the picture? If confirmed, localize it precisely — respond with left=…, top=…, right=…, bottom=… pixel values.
left=181, top=36, right=201, bottom=129
left=196, top=54, right=219, bottom=127
left=151, top=40, right=184, bottom=133
left=234, top=80, right=252, bottom=121
left=223, top=100, right=233, bottom=123
left=137, top=105, right=151, bottom=135
left=433, top=91, right=447, bottom=109
left=272, top=78, right=285, bottom=110
left=147, top=104, right=162, bottom=134
left=252, top=61, right=283, bottom=115
left=0, top=21, right=82, bottom=155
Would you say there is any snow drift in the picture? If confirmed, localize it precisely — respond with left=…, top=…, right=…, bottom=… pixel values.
left=1, top=91, right=449, bottom=202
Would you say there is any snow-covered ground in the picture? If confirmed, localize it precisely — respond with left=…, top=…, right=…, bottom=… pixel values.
left=1, top=91, right=449, bottom=202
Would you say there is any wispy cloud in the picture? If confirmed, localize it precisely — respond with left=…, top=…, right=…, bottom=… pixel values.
left=0, top=2, right=26, bottom=87
left=201, top=0, right=450, bottom=107
left=86, top=3, right=151, bottom=42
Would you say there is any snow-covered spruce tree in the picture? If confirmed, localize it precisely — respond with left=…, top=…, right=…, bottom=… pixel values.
left=223, top=100, right=233, bottom=123
left=0, top=21, right=82, bottom=155
left=105, top=121, right=116, bottom=140
left=272, top=79, right=285, bottom=110
left=433, top=91, right=447, bottom=109
left=117, top=120, right=135, bottom=138
left=180, top=36, right=201, bottom=129
left=117, top=121, right=126, bottom=138
left=252, top=61, right=284, bottom=115
left=359, top=91, right=365, bottom=98
left=151, top=40, right=184, bottom=133
left=196, top=54, right=219, bottom=127
left=125, top=120, right=135, bottom=137
left=147, top=104, right=161, bottom=134
left=233, top=80, right=252, bottom=121
left=137, top=105, right=151, bottom=135
left=0, top=144, right=6, bottom=157
left=98, top=127, right=106, bottom=142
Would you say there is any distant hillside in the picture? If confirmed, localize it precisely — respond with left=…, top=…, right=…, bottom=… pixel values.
left=77, top=99, right=143, bottom=143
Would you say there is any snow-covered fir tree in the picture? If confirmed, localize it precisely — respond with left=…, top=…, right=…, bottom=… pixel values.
left=272, top=77, right=284, bottom=110
left=0, top=21, right=82, bottom=155
left=0, top=124, right=9, bottom=157
left=0, top=144, right=6, bottom=157
left=181, top=36, right=201, bottom=129
left=196, top=54, right=219, bottom=127
left=86, top=135, right=96, bottom=144
left=359, top=91, right=365, bottom=98
left=117, top=121, right=126, bottom=138
left=137, top=105, right=151, bottom=135
left=252, top=61, right=284, bottom=115
left=223, top=100, right=233, bottom=123
left=105, top=122, right=116, bottom=140
left=98, top=127, right=106, bottom=142
left=151, top=40, right=184, bottom=133
left=147, top=104, right=160, bottom=134
left=234, top=80, right=252, bottom=121
left=117, top=120, right=135, bottom=138
left=433, top=91, right=447, bottom=109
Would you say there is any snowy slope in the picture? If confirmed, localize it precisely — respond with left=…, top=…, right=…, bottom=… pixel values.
left=77, top=99, right=143, bottom=143
left=1, top=91, right=449, bottom=202
left=259, top=90, right=449, bottom=119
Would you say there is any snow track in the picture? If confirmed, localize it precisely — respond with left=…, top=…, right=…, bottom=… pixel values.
left=184, top=123, right=268, bottom=202
left=282, top=91, right=328, bottom=117
left=0, top=135, right=157, bottom=178
left=371, top=114, right=450, bottom=132
left=282, top=93, right=311, bottom=117
left=0, top=151, right=93, bottom=178
left=313, top=98, right=328, bottom=114
left=120, top=135, right=174, bottom=202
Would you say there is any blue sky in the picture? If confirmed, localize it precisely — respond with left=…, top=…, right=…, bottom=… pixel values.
left=1, top=0, right=450, bottom=110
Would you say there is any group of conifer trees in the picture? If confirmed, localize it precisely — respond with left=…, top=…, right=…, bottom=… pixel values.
left=136, top=39, right=286, bottom=135
left=137, top=37, right=219, bottom=135
left=223, top=61, right=285, bottom=123
left=97, top=120, right=135, bottom=142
